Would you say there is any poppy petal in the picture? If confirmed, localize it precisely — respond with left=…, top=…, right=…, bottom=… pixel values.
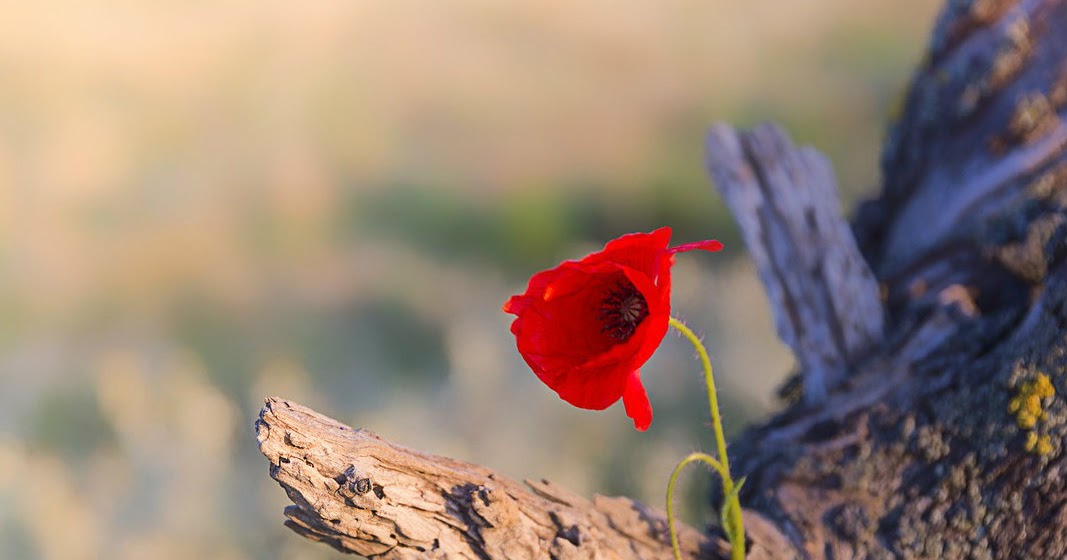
left=617, top=264, right=671, bottom=368
left=502, top=265, right=567, bottom=315
left=509, top=263, right=634, bottom=376
left=667, top=239, right=724, bottom=254
left=622, top=370, right=652, bottom=431
left=503, top=228, right=723, bottom=431
left=588, top=227, right=672, bottom=280
left=551, top=361, right=630, bottom=410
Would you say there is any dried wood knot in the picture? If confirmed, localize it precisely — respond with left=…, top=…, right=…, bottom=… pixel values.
left=335, top=465, right=374, bottom=496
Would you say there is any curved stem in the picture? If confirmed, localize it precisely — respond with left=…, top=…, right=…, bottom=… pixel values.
left=667, top=317, right=744, bottom=560
left=666, top=452, right=726, bottom=560
left=668, top=317, right=732, bottom=482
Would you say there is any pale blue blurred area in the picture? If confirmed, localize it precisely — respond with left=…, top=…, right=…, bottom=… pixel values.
left=0, top=1, right=937, bottom=558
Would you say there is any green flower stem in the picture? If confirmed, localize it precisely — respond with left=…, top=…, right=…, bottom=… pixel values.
left=666, top=452, right=725, bottom=556
left=667, top=317, right=744, bottom=560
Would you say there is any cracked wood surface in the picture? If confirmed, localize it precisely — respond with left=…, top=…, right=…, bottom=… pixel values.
left=705, top=123, right=885, bottom=404
left=256, top=397, right=794, bottom=559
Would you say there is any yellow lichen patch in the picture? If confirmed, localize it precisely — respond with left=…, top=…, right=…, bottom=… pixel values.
left=1024, top=432, right=1053, bottom=456
left=1010, top=373, right=1056, bottom=455
left=1033, top=373, right=1055, bottom=398
left=1009, top=374, right=1054, bottom=427
left=1036, top=436, right=1053, bottom=456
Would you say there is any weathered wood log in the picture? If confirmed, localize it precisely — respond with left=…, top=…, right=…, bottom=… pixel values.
left=256, top=0, right=1067, bottom=558
left=255, top=397, right=793, bottom=559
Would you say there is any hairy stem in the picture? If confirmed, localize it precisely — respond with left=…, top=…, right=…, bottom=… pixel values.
left=667, top=317, right=744, bottom=560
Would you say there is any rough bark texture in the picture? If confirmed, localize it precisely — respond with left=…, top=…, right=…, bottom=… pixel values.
left=727, top=1, right=1067, bottom=558
left=257, top=0, right=1067, bottom=558
left=255, top=397, right=793, bottom=559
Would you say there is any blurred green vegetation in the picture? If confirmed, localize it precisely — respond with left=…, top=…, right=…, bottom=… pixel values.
left=0, top=1, right=938, bottom=558
left=350, top=180, right=741, bottom=270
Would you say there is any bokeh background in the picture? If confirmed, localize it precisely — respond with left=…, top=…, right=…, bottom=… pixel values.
left=0, top=1, right=939, bottom=558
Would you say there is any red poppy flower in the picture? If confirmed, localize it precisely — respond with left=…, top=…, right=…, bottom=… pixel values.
left=503, top=227, right=723, bottom=431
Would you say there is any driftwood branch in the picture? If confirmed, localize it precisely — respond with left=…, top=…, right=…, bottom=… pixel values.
left=255, top=397, right=793, bottom=559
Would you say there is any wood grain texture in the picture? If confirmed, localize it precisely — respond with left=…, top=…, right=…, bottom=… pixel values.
left=255, top=397, right=794, bottom=559
left=705, top=123, right=884, bottom=403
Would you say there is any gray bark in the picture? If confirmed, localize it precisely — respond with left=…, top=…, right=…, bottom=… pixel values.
left=705, top=123, right=885, bottom=404
left=722, top=1, right=1067, bottom=558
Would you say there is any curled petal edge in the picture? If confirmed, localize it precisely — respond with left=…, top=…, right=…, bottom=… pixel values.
left=622, top=370, right=652, bottom=432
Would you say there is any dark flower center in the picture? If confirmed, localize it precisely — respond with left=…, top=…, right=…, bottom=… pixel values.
left=599, top=280, right=649, bottom=340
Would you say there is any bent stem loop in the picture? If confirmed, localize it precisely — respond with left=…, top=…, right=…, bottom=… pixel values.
left=666, top=317, right=744, bottom=560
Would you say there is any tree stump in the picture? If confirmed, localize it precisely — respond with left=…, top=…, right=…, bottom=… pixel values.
left=730, top=1, right=1067, bottom=558
left=256, top=0, right=1067, bottom=557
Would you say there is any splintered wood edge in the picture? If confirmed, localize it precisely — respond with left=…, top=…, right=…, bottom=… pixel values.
left=705, top=122, right=885, bottom=402
left=256, top=397, right=793, bottom=559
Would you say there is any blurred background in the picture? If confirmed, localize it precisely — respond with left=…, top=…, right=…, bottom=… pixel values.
left=0, top=1, right=938, bottom=558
